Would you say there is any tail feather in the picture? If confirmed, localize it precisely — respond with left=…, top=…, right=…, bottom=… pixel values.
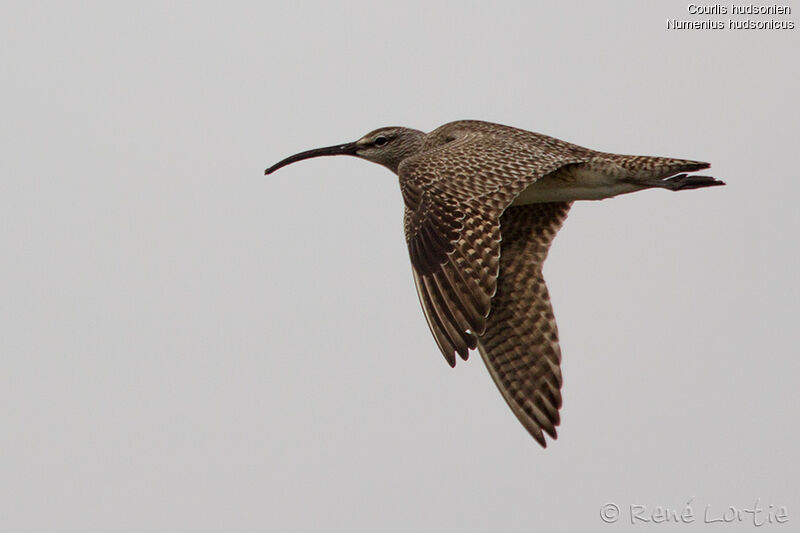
left=600, top=153, right=711, bottom=179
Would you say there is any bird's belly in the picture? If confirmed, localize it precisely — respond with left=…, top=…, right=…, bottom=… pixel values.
left=511, top=168, right=642, bottom=205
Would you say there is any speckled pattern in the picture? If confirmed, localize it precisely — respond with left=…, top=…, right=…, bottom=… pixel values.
left=266, top=119, right=723, bottom=447
left=400, top=122, right=590, bottom=367
left=477, top=203, right=571, bottom=447
left=396, top=121, right=718, bottom=446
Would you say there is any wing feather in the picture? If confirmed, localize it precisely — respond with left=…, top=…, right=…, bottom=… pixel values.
left=401, top=122, right=589, bottom=366
left=477, top=202, right=571, bottom=447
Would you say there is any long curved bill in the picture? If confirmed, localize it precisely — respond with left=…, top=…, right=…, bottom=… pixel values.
left=264, top=142, right=358, bottom=175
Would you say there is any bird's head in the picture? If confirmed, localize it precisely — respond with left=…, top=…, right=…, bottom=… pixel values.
left=265, top=126, right=425, bottom=175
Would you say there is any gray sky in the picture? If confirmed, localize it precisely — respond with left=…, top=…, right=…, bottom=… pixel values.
left=1, top=1, right=798, bottom=531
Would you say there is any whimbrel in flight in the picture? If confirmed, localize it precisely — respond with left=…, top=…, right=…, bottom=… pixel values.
left=265, top=120, right=724, bottom=447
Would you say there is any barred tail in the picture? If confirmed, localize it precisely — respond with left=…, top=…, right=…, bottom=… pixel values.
left=598, top=153, right=710, bottom=179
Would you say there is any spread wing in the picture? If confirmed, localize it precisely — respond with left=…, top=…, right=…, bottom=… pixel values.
left=400, top=123, right=588, bottom=367
left=477, top=203, right=571, bottom=447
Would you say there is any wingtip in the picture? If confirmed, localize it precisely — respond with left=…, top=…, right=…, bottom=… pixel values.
left=457, top=346, right=470, bottom=362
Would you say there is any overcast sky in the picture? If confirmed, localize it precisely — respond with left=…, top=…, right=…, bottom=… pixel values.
left=1, top=1, right=798, bottom=531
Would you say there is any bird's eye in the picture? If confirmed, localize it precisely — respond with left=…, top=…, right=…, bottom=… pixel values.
left=374, top=136, right=389, bottom=146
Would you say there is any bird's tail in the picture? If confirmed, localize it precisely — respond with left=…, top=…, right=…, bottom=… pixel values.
left=597, top=154, right=725, bottom=190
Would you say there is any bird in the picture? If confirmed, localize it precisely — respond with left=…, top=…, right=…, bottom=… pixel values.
left=264, top=120, right=724, bottom=447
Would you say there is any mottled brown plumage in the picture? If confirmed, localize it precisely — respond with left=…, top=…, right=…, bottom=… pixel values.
left=265, top=120, right=724, bottom=447
left=478, top=203, right=570, bottom=447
